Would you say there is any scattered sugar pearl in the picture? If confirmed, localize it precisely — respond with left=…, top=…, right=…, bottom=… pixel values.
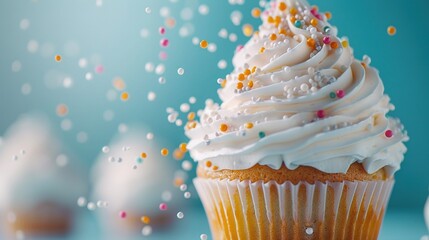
left=305, top=227, right=314, bottom=235
left=218, top=60, right=227, bottom=69
left=147, top=91, right=156, bottom=101
left=177, top=68, right=185, bottom=75
left=142, top=225, right=152, bottom=236
left=300, top=83, right=309, bottom=91
left=159, top=203, right=168, bottom=211
left=160, top=38, right=169, bottom=47
left=179, top=184, right=187, bottom=191
left=385, top=130, right=393, bottom=138
left=189, top=97, right=196, bottom=104
left=102, top=146, right=110, bottom=153
left=145, top=7, right=152, bottom=14
left=159, top=27, right=166, bottom=35
left=180, top=103, right=190, bottom=112
left=387, top=26, right=397, bottom=36
left=158, top=77, right=166, bottom=84
left=155, top=64, right=165, bottom=75
left=182, top=160, right=192, bottom=171
left=198, top=4, right=209, bottom=15
left=95, top=65, right=104, bottom=74
left=200, top=234, right=208, bottom=240
left=87, top=202, right=96, bottom=211
left=184, top=192, right=191, bottom=199
left=85, top=72, right=93, bottom=80
left=145, top=62, right=154, bottom=72
left=146, top=132, right=154, bottom=140
left=177, top=211, right=184, bottom=219
left=119, top=211, right=127, bottom=218
left=77, top=197, right=87, bottom=207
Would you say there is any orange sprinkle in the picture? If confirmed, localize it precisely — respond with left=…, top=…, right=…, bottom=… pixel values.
left=279, top=28, right=287, bottom=36
left=179, top=143, right=187, bottom=153
left=120, top=92, right=129, bottom=101
left=341, top=40, right=349, bottom=48
left=245, top=122, right=254, bottom=129
left=259, top=47, right=266, bottom=53
left=205, top=161, right=212, bottom=168
left=187, top=112, right=195, bottom=121
left=278, top=2, right=287, bottom=11
left=307, top=38, right=316, bottom=49
left=219, top=124, right=228, bottom=132
left=269, top=33, right=277, bottom=41
left=247, top=80, right=254, bottom=88
left=387, top=26, right=397, bottom=36
left=174, top=177, right=184, bottom=187
left=251, top=66, right=257, bottom=73
left=236, top=82, right=244, bottom=89
left=200, top=40, right=208, bottom=48
left=238, top=73, right=245, bottom=81
left=244, top=69, right=251, bottom=76
left=140, top=152, right=147, bottom=159
left=56, top=104, right=68, bottom=117
left=251, top=8, right=261, bottom=18
left=221, top=79, right=227, bottom=88
left=213, top=166, right=219, bottom=171
left=310, top=18, right=318, bottom=27
left=267, top=16, right=274, bottom=24
left=290, top=7, right=297, bottom=15
left=161, top=148, right=169, bottom=156
left=274, top=16, right=281, bottom=25
left=289, top=16, right=296, bottom=23
left=173, top=149, right=185, bottom=160
left=330, top=42, right=339, bottom=49
left=325, top=12, right=332, bottom=20
left=188, top=121, right=197, bottom=129
left=242, top=24, right=254, bottom=37
left=141, top=216, right=151, bottom=224
left=55, top=55, right=62, bottom=62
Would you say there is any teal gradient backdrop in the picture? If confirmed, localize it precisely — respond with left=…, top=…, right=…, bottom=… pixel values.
left=0, top=0, right=428, bottom=212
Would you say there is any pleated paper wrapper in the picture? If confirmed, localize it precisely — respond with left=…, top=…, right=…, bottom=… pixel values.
left=194, top=178, right=394, bottom=240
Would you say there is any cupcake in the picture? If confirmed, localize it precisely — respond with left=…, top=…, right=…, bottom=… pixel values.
left=91, top=125, right=179, bottom=237
left=186, top=0, right=408, bottom=239
left=0, top=114, right=86, bottom=237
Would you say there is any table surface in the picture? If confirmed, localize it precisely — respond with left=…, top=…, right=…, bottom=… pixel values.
left=4, top=207, right=428, bottom=240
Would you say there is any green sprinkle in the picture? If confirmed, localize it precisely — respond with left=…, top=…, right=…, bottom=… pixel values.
left=329, top=92, right=336, bottom=99
left=136, top=157, right=143, bottom=164
left=258, top=131, right=266, bottom=138
left=294, top=20, right=302, bottom=28
left=324, top=26, right=331, bottom=33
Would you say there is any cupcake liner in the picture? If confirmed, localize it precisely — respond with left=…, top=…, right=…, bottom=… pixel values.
left=194, top=178, right=394, bottom=240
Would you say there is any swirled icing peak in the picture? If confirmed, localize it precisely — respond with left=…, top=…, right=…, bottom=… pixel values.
left=185, top=0, right=408, bottom=176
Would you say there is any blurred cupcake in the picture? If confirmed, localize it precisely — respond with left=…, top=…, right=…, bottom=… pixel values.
left=187, top=0, right=408, bottom=239
left=91, top=125, right=179, bottom=237
left=0, top=114, right=87, bottom=237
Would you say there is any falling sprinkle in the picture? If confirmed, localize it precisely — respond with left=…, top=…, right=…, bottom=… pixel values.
left=387, top=26, right=397, bottom=36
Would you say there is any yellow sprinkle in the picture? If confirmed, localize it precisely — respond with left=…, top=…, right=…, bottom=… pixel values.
left=221, top=79, right=227, bottom=88
left=213, top=166, right=219, bottom=171
left=259, top=47, right=265, bottom=53
left=141, top=216, right=151, bottom=224
left=251, top=8, right=261, bottom=18
left=244, top=68, right=251, bottom=76
left=120, top=92, right=129, bottom=101
left=219, top=124, right=228, bottom=132
left=290, top=7, right=297, bottom=15
left=341, top=40, right=349, bottom=48
left=187, top=112, right=195, bottom=121
left=236, top=82, right=244, bottom=89
left=55, top=55, right=62, bottom=62
left=200, top=40, right=208, bottom=48
left=279, top=28, right=287, bottom=36
left=242, top=24, right=254, bottom=37
left=179, top=143, right=187, bottom=153
left=325, top=12, right=332, bottom=20
left=278, top=2, right=287, bottom=11
left=245, top=122, right=254, bottom=129
left=161, top=148, right=169, bottom=156
left=387, top=26, right=397, bottom=36
left=310, top=18, right=318, bottom=27
left=267, top=16, right=274, bottom=24
left=247, top=80, right=254, bottom=88
left=238, top=73, right=245, bottom=81
left=140, top=152, right=147, bottom=159
left=205, top=161, right=212, bottom=168
left=307, top=38, right=316, bottom=49
left=251, top=66, right=257, bottom=73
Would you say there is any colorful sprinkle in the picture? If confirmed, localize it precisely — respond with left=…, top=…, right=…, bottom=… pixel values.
left=205, top=160, right=212, bottom=168
left=159, top=27, right=166, bottom=35
left=316, top=110, right=325, bottom=118
left=269, top=33, right=277, bottom=41
left=160, top=38, right=169, bottom=47
left=294, top=20, right=302, bottom=28
left=258, top=131, right=266, bottom=138
left=159, top=203, right=168, bottom=211
left=242, top=24, right=254, bottom=37
left=141, top=152, right=147, bottom=158
left=341, top=40, right=349, bottom=48
left=55, top=55, right=62, bottom=62
left=120, top=92, right=129, bottom=101
left=119, top=211, right=127, bottom=218
left=323, top=36, right=331, bottom=44
left=179, top=143, right=187, bottom=152
left=278, top=2, right=287, bottom=11
left=141, top=216, right=151, bottom=224
left=200, top=40, right=208, bottom=48
left=336, top=89, right=345, bottom=98
left=161, top=148, right=169, bottom=156
left=251, top=8, right=261, bottom=18
left=307, top=38, right=316, bottom=49
left=329, top=92, right=336, bottom=99
left=387, top=26, right=397, bottom=36
left=385, top=130, right=393, bottom=138
left=219, top=123, right=228, bottom=132
left=310, top=18, right=318, bottom=27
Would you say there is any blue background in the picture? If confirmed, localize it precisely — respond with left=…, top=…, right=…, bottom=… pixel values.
left=0, top=0, right=428, bottom=238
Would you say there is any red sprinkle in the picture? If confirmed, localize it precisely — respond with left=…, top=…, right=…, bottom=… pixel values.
left=119, top=211, right=127, bottom=218
left=316, top=110, right=325, bottom=118
left=385, top=130, right=393, bottom=138
left=336, top=89, right=345, bottom=98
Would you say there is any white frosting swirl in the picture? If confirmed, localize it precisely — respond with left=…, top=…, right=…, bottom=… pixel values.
left=185, top=0, right=408, bottom=176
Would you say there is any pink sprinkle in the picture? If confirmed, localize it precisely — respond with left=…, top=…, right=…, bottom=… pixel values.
left=119, top=211, right=127, bottom=218
left=236, top=45, right=243, bottom=52
left=323, top=36, right=331, bottom=44
left=159, top=27, right=166, bottom=35
left=316, top=110, right=325, bottom=119
left=159, top=203, right=168, bottom=211
left=159, top=51, right=168, bottom=60
left=310, top=8, right=318, bottom=15
left=336, top=89, right=345, bottom=98
left=385, top=130, right=393, bottom=138
left=160, top=38, right=169, bottom=47
left=95, top=65, right=104, bottom=74
left=315, top=14, right=322, bottom=20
